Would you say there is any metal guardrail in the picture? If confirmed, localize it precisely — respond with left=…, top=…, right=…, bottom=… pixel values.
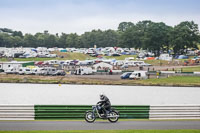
left=34, top=105, right=150, bottom=120
left=0, top=105, right=34, bottom=120
left=1, top=105, right=199, bottom=120
left=149, top=105, right=200, bottom=119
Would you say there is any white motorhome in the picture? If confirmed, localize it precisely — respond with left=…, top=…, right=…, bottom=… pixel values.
left=32, top=68, right=46, bottom=75
left=18, top=67, right=32, bottom=75
left=129, top=71, right=147, bottom=79
left=124, top=61, right=151, bottom=67
left=75, top=67, right=93, bottom=75
left=43, top=67, right=57, bottom=75
left=5, top=67, right=18, bottom=74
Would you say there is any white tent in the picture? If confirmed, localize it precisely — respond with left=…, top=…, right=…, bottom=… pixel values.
left=93, top=62, right=113, bottom=70
left=159, top=54, right=173, bottom=61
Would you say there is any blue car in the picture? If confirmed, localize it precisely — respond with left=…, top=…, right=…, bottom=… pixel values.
left=120, top=72, right=132, bottom=79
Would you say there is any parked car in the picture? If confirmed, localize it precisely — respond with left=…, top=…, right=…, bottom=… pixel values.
left=120, top=72, right=132, bottom=79
left=178, top=55, right=189, bottom=59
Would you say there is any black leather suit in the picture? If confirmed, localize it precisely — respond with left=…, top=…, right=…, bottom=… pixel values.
left=97, top=95, right=111, bottom=114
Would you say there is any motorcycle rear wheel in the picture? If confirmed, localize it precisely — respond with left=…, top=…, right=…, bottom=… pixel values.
left=108, top=111, right=119, bottom=123
left=85, top=111, right=96, bottom=123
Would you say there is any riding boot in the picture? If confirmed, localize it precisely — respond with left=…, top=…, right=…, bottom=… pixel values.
left=106, top=110, right=109, bottom=116
left=102, top=109, right=107, bottom=117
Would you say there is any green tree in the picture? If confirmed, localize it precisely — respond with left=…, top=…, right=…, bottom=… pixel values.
left=35, top=33, right=45, bottom=47
left=118, top=22, right=134, bottom=32
left=12, top=31, right=23, bottom=38
left=66, top=33, right=80, bottom=48
left=143, top=22, right=172, bottom=56
left=120, top=25, right=143, bottom=48
left=12, top=36, right=23, bottom=47
left=24, top=34, right=37, bottom=47
left=58, top=33, right=68, bottom=48
left=0, top=33, right=13, bottom=47
left=170, top=21, right=200, bottom=54
left=0, top=28, right=13, bottom=33
left=45, top=34, right=58, bottom=48
left=81, top=30, right=103, bottom=48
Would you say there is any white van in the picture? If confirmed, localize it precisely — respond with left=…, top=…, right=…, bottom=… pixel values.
left=129, top=71, right=147, bottom=80
left=75, top=67, right=93, bottom=75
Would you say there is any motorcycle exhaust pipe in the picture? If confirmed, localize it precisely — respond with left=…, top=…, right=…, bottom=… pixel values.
left=107, top=115, right=119, bottom=118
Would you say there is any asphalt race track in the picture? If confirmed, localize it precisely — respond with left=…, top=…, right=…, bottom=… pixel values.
left=0, top=120, right=200, bottom=130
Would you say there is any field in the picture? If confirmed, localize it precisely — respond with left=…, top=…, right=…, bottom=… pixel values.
left=0, top=74, right=199, bottom=87
left=167, top=66, right=200, bottom=72
left=0, top=52, right=198, bottom=67
left=0, top=52, right=93, bottom=62
left=104, top=55, right=137, bottom=60
left=0, top=130, right=199, bottom=133
left=140, top=76, right=200, bottom=86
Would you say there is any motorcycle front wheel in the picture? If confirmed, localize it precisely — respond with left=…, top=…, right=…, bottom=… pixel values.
left=108, top=110, right=119, bottom=123
left=85, top=111, right=96, bottom=123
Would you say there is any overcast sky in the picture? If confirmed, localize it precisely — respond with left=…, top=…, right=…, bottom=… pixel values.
left=0, top=0, right=200, bottom=35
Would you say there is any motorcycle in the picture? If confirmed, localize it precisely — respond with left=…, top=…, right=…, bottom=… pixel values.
left=85, top=104, right=119, bottom=123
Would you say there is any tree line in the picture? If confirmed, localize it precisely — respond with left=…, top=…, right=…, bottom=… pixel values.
left=0, top=20, right=200, bottom=56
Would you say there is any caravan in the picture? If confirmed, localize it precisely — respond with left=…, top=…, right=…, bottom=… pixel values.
left=43, top=67, right=57, bottom=75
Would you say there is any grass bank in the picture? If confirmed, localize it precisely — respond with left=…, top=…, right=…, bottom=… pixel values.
left=168, top=66, right=200, bottom=72
left=104, top=55, right=137, bottom=60
left=139, top=76, right=200, bottom=86
left=0, top=74, right=199, bottom=87
left=0, top=52, right=93, bottom=62
left=0, top=130, right=199, bottom=133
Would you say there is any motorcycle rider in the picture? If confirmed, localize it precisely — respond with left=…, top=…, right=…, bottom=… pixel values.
left=97, top=93, right=111, bottom=117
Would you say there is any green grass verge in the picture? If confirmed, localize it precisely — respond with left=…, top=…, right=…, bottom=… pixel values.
left=0, top=130, right=199, bottom=133
left=139, top=76, right=200, bottom=86
left=0, top=53, right=93, bottom=62
left=144, top=60, right=169, bottom=66
left=0, top=75, right=200, bottom=86
left=104, top=55, right=137, bottom=60
left=168, top=66, right=200, bottom=72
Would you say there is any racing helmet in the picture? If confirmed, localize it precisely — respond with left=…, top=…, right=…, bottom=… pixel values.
left=100, top=93, right=105, bottom=100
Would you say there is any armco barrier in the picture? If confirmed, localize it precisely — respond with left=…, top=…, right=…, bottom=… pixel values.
left=1, top=105, right=199, bottom=120
left=0, top=105, right=34, bottom=120
left=149, top=105, right=200, bottom=119
left=34, top=105, right=150, bottom=120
